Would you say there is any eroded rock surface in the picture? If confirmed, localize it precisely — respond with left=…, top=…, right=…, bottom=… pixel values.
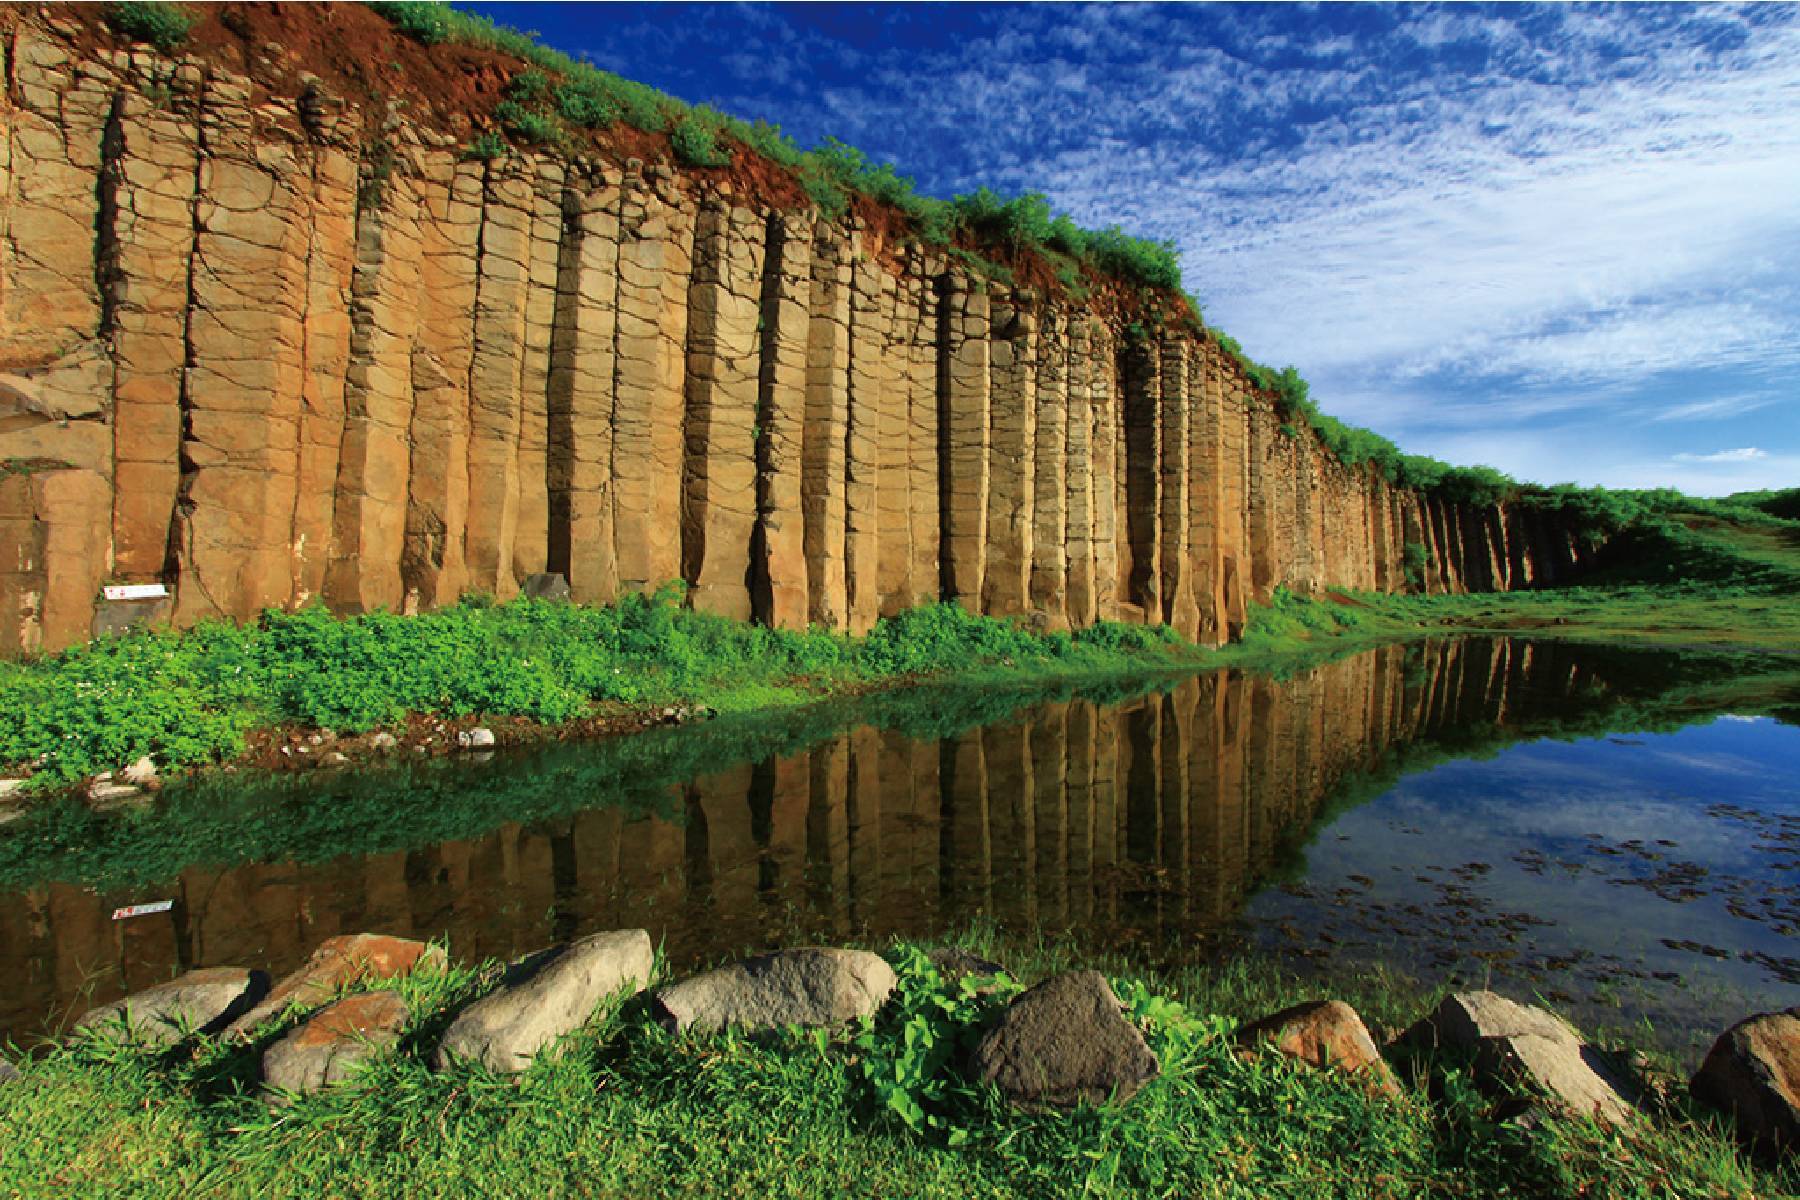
left=1405, top=990, right=1634, bottom=1124
left=653, top=947, right=894, bottom=1034
left=969, top=970, right=1159, bottom=1110
left=1237, top=999, right=1400, bottom=1098
left=76, top=967, right=269, bottom=1046
left=435, top=929, right=653, bottom=1073
left=1690, top=1007, right=1800, bottom=1159
left=227, top=933, right=444, bottom=1036
left=261, top=991, right=409, bottom=1096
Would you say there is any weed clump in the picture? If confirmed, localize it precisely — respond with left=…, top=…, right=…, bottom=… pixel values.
left=104, top=1, right=193, bottom=53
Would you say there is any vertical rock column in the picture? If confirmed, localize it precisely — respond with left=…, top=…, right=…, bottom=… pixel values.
left=982, top=289, right=1036, bottom=617
left=843, top=241, right=885, bottom=634
left=681, top=197, right=765, bottom=620
left=1029, top=309, right=1068, bottom=628
left=938, top=275, right=989, bottom=609
left=176, top=74, right=312, bottom=622
left=873, top=265, right=914, bottom=620
left=802, top=220, right=851, bottom=627
left=1089, top=322, right=1120, bottom=621
left=510, top=160, right=565, bottom=584
left=1188, top=338, right=1224, bottom=643
left=1063, top=314, right=1096, bottom=627
left=400, top=149, right=481, bottom=610
left=611, top=164, right=694, bottom=596
left=1120, top=336, right=1160, bottom=623
left=1158, top=337, right=1196, bottom=636
left=105, top=72, right=199, bottom=584
left=751, top=211, right=812, bottom=628
left=902, top=261, right=940, bottom=610
left=546, top=162, right=622, bottom=605
left=289, top=106, right=358, bottom=608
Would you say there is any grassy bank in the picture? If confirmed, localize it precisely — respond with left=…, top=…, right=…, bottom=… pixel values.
left=3, top=930, right=1791, bottom=1199
left=0, top=588, right=1194, bottom=789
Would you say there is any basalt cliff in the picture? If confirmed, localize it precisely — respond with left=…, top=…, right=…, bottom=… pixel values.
left=0, top=8, right=1597, bottom=657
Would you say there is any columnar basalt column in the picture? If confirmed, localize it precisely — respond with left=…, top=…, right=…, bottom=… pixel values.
left=983, top=289, right=1036, bottom=617
left=1064, top=314, right=1097, bottom=627
left=751, top=210, right=813, bottom=628
left=802, top=220, right=851, bottom=627
left=844, top=240, right=885, bottom=634
left=1030, top=308, right=1069, bottom=628
left=1158, top=337, right=1197, bottom=635
left=938, top=275, right=990, bottom=608
left=1120, top=335, right=1160, bottom=623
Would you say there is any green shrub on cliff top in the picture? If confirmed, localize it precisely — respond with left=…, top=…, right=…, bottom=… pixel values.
left=105, top=1, right=194, bottom=53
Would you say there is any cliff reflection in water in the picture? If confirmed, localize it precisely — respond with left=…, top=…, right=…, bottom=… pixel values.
left=0, top=638, right=1766, bottom=1043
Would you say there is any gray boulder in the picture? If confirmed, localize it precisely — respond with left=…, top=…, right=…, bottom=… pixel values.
left=970, top=970, right=1159, bottom=1110
left=654, top=947, right=895, bottom=1034
left=456, top=727, right=496, bottom=749
left=0, top=1057, right=18, bottom=1086
left=435, top=929, right=653, bottom=1073
left=1405, top=991, right=1634, bottom=1125
left=75, top=967, right=269, bottom=1046
left=1690, top=1007, right=1800, bottom=1160
left=520, top=573, right=571, bottom=601
left=262, top=991, right=409, bottom=1096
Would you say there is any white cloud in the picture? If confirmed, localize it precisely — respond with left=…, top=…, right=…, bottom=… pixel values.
left=1674, top=447, right=1768, bottom=463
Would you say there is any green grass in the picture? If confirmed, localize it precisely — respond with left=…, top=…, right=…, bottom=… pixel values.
left=0, top=587, right=1201, bottom=789
left=2, top=933, right=1789, bottom=1198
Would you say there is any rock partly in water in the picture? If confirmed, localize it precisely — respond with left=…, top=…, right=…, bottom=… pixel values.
left=1404, top=991, right=1634, bottom=1125
left=371, top=731, right=398, bottom=752
left=84, top=772, right=145, bottom=808
left=120, top=755, right=158, bottom=789
left=653, top=948, right=895, bottom=1035
left=456, top=727, right=496, bottom=749
left=1690, top=1007, right=1800, bottom=1160
left=76, top=967, right=269, bottom=1046
left=227, top=933, right=445, bottom=1036
left=261, top=991, right=409, bottom=1097
left=969, top=970, right=1159, bottom=1110
left=1237, top=1000, right=1401, bottom=1098
left=435, top=929, right=653, bottom=1074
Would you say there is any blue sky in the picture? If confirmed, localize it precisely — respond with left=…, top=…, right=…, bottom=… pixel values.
left=466, top=2, right=1800, bottom=495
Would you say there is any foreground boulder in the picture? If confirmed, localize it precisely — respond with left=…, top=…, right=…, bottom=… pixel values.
left=261, top=991, right=409, bottom=1096
left=75, top=967, right=269, bottom=1046
left=0, top=1057, right=17, bottom=1086
left=1237, top=1000, right=1401, bottom=1098
left=227, top=933, right=445, bottom=1036
left=970, top=971, right=1159, bottom=1110
left=653, top=948, right=895, bottom=1034
left=1405, top=991, right=1634, bottom=1124
left=1690, top=1007, right=1800, bottom=1159
left=435, top=929, right=653, bottom=1073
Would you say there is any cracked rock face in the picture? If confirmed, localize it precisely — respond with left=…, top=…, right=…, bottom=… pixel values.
left=1405, top=990, right=1636, bottom=1125
left=653, top=947, right=895, bottom=1035
left=1691, top=1007, right=1800, bottom=1160
left=434, top=929, right=653, bottom=1074
left=76, top=967, right=270, bottom=1046
left=969, top=970, right=1160, bottom=1110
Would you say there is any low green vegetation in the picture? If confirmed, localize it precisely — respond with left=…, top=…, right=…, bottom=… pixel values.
left=0, top=587, right=1197, bottom=789
left=2, top=933, right=1789, bottom=1198
left=103, top=1, right=194, bottom=53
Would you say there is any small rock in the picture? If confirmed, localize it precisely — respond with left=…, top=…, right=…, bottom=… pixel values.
left=120, top=756, right=158, bottom=789
left=520, top=573, right=571, bottom=602
left=970, top=970, right=1160, bottom=1110
left=85, top=773, right=145, bottom=808
left=371, top=732, right=398, bottom=751
left=0, top=1057, right=18, bottom=1086
left=1403, top=991, right=1634, bottom=1125
left=226, top=933, right=445, bottom=1036
left=456, top=727, right=496, bottom=749
left=1236, top=1000, right=1400, bottom=1098
left=1690, top=1007, right=1800, bottom=1160
left=435, top=929, right=653, bottom=1074
left=323, top=752, right=350, bottom=765
left=261, top=991, right=409, bottom=1096
left=76, top=967, right=269, bottom=1047
left=654, top=948, right=895, bottom=1035
left=306, top=733, right=323, bottom=748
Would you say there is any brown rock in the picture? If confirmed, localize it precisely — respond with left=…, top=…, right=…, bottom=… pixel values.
left=1690, top=1008, right=1800, bottom=1159
left=1236, top=1000, right=1401, bottom=1098
left=970, top=970, right=1159, bottom=1110
left=261, top=990, right=409, bottom=1096
left=227, top=933, right=445, bottom=1036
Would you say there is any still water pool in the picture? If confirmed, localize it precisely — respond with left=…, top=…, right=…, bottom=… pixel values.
left=2, top=637, right=1794, bottom=1060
